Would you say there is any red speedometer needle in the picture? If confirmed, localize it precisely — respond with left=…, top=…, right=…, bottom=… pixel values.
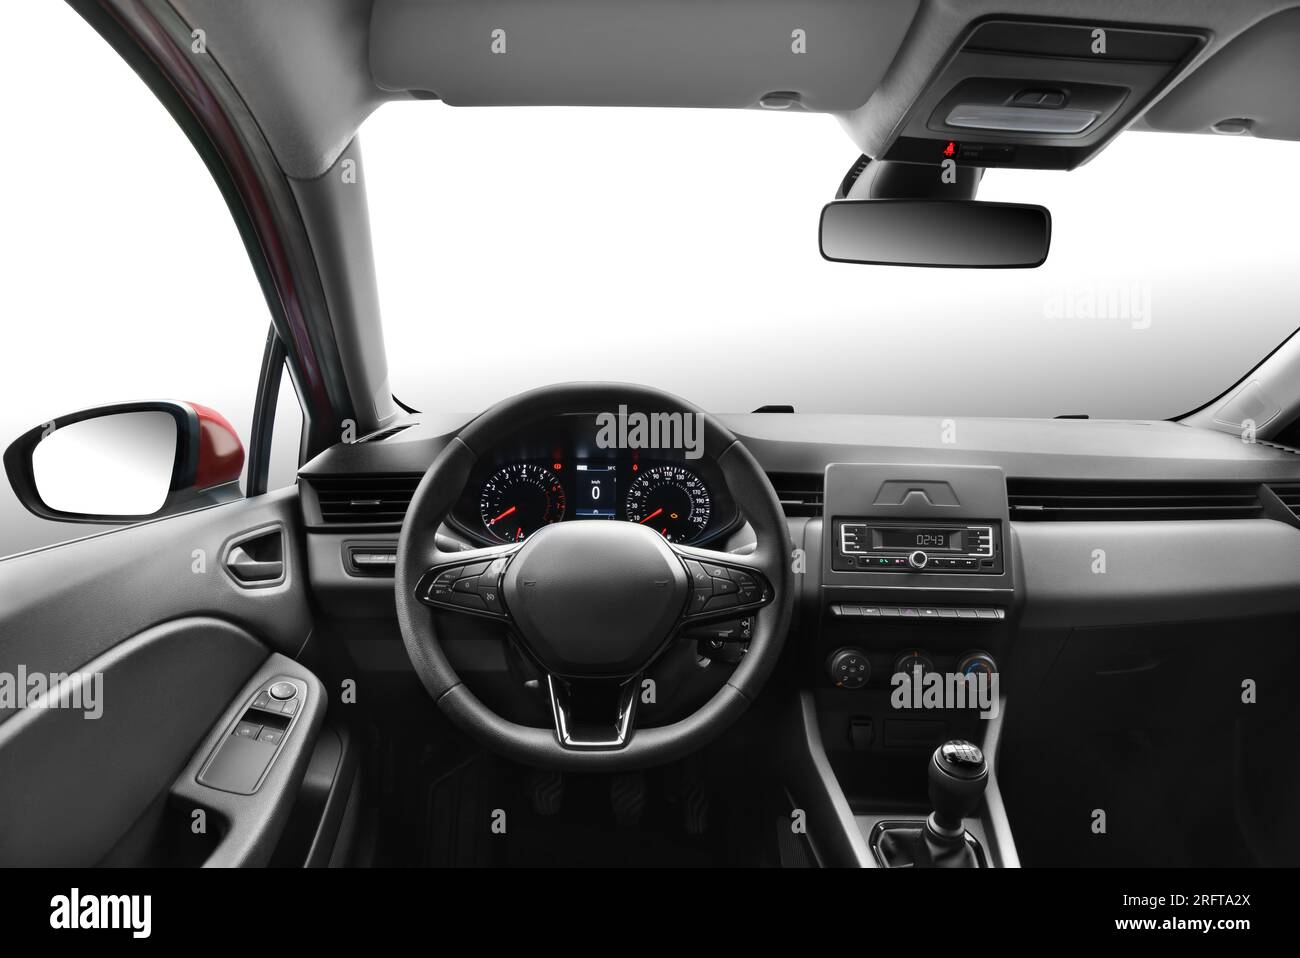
left=639, top=507, right=664, bottom=524
left=489, top=505, right=517, bottom=525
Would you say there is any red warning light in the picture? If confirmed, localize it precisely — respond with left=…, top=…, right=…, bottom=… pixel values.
left=942, top=141, right=957, bottom=157
left=552, top=462, right=562, bottom=470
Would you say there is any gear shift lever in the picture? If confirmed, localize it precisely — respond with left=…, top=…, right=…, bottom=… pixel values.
left=926, top=739, right=988, bottom=841
left=872, top=739, right=988, bottom=868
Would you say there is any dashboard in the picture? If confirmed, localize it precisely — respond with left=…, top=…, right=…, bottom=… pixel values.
left=299, top=411, right=1300, bottom=631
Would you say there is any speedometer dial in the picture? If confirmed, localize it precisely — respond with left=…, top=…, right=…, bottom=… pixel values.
left=479, top=463, right=566, bottom=542
left=625, top=465, right=711, bottom=543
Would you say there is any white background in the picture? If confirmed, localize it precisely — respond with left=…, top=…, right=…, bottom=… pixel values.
left=365, top=102, right=1300, bottom=418
left=2, top=1, right=1299, bottom=556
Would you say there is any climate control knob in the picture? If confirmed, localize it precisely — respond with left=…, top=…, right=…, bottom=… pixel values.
left=828, top=648, right=872, bottom=690
left=893, top=649, right=934, bottom=680
left=957, top=650, right=998, bottom=678
left=908, top=550, right=928, bottom=570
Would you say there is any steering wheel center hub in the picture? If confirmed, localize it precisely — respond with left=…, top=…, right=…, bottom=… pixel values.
left=502, top=521, right=689, bottom=676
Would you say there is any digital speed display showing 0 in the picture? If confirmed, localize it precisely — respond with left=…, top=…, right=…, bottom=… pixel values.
left=879, top=528, right=959, bottom=551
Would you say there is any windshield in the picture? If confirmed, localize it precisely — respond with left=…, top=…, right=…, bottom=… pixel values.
left=363, top=104, right=1299, bottom=419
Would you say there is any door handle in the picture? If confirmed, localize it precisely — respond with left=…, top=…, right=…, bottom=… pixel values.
left=226, top=545, right=283, bottom=582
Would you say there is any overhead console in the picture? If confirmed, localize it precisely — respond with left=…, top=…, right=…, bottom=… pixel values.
left=881, top=18, right=1207, bottom=170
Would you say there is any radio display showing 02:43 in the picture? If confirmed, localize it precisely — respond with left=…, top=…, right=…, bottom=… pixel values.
left=879, top=528, right=959, bottom=551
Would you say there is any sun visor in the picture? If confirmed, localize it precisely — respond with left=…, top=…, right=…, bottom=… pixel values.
left=369, top=0, right=920, bottom=111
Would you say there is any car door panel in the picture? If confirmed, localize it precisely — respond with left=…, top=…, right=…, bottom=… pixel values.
left=0, top=488, right=321, bottom=866
left=0, top=617, right=266, bottom=866
left=0, top=488, right=310, bottom=712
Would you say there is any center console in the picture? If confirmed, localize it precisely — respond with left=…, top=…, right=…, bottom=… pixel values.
left=789, top=462, right=1021, bottom=866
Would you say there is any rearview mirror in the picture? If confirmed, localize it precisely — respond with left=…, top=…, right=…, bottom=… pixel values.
left=820, top=199, right=1051, bottom=268
left=3, top=401, right=245, bottom=523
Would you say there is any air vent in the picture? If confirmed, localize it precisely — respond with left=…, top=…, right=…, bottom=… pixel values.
left=308, top=474, right=422, bottom=525
left=1007, top=479, right=1263, bottom=521
left=358, top=423, right=416, bottom=443
left=1267, top=483, right=1300, bottom=518
left=767, top=472, right=824, bottom=518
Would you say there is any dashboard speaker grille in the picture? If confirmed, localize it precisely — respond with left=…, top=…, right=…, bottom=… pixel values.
left=767, top=472, right=824, bottom=518
left=307, top=474, right=422, bottom=524
left=1007, top=479, right=1263, bottom=521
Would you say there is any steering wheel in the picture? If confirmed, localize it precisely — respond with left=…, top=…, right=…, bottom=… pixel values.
left=395, top=383, right=794, bottom=770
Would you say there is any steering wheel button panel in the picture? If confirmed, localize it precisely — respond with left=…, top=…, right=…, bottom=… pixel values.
left=416, top=545, right=523, bottom=621
left=679, top=555, right=772, bottom=622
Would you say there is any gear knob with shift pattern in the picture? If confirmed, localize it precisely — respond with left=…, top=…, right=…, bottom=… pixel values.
left=872, top=739, right=989, bottom=868
left=928, top=739, right=988, bottom=837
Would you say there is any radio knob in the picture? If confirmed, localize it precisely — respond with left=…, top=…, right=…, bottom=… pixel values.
left=908, top=550, right=929, bottom=570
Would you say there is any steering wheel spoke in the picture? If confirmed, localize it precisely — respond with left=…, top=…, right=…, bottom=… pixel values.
left=546, top=673, right=640, bottom=750
left=670, top=544, right=774, bottom=624
left=415, top=543, right=522, bottom=621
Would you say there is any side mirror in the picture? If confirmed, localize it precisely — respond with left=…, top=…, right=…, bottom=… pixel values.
left=3, top=401, right=244, bottom=523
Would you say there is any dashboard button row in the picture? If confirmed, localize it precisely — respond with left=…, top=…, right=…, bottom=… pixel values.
left=841, top=556, right=991, bottom=570
left=832, top=604, right=1004, bottom=620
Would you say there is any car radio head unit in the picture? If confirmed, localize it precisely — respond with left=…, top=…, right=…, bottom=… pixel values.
left=833, top=519, right=1001, bottom=573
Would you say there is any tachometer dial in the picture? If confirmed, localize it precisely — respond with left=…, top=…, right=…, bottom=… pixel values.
left=624, top=465, right=711, bottom=543
left=479, top=463, right=566, bottom=542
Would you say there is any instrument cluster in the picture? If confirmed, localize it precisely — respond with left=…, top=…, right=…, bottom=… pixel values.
left=457, top=457, right=732, bottom=546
